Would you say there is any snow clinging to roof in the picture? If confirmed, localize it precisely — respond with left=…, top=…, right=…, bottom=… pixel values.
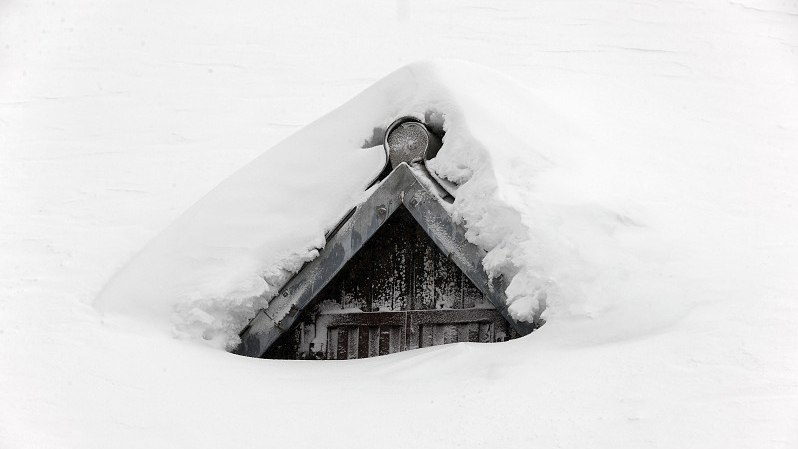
left=95, top=60, right=674, bottom=349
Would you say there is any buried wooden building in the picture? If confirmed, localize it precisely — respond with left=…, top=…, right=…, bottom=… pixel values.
left=235, top=118, right=542, bottom=360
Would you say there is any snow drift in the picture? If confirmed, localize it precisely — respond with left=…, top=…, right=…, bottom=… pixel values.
left=5, top=1, right=798, bottom=447
left=95, top=60, right=678, bottom=349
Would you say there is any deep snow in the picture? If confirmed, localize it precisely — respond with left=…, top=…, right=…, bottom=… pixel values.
left=94, top=60, right=645, bottom=348
left=2, top=1, right=798, bottom=448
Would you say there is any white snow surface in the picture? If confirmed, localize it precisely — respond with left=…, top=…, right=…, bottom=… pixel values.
left=95, top=59, right=632, bottom=348
left=2, top=1, right=798, bottom=448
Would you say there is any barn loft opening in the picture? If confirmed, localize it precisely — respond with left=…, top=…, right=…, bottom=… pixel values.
left=234, top=117, right=542, bottom=360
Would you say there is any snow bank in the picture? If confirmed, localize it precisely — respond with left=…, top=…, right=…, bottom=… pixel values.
left=95, top=60, right=680, bottom=348
left=6, top=1, right=798, bottom=447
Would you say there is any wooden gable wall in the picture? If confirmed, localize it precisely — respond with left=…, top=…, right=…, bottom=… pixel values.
left=264, top=206, right=517, bottom=360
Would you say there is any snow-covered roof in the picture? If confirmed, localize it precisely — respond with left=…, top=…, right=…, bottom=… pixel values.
left=96, top=60, right=616, bottom=349
left=236, top=161, right=541, bottom=357
left=5, top=2, right=798, bottom=446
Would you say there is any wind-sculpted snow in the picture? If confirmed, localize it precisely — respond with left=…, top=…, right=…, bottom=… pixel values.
left=95, top=60, right=671, bottom=348
left=4, top=1, right=798, bottom=447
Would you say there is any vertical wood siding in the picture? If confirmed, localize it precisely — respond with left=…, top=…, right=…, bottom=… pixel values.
left=263, top=207, right=516, bottom=360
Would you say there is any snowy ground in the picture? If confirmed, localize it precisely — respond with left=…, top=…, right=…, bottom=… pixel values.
left=2, top=0, right=798, bottom=448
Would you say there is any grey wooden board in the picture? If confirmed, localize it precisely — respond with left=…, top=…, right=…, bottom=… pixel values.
left=322, top=309, right=510, bottom=359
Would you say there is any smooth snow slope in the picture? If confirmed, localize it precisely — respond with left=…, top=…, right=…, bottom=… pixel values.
left=94, top=60, right=641, bottom=349
left=2, top=1, right=797, bottom=448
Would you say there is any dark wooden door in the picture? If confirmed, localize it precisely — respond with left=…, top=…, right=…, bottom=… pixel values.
left=263, top=206, right=517, bottom=360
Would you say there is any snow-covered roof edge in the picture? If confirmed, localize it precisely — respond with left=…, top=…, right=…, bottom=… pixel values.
left=236, top=162, right=542, bottom=357
left=95, top=60, right=623, bottom=349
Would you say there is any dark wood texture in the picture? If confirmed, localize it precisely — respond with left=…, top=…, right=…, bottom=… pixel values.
left=313, top=206, right=493, bottom=313
left=263, top=207, right=516, bottom=360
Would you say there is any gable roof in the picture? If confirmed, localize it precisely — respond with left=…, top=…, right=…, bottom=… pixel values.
left=235, top=162, right=539, bottom=358
left=95, top=62, right=570, bottom=349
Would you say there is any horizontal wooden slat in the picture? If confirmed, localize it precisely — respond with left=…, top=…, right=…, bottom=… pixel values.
left=408, top=308, right=504, bottom=325
left=324, top=311, right=407, bottom=327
